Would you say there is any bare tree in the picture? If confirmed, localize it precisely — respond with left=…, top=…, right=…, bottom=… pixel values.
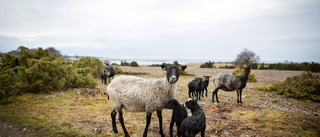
left=234, top=48, right=260, bottom=68
left=46, top=47, right=62, bottom=57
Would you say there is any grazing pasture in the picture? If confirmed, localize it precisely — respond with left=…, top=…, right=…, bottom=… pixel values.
left=0, top=64, right=319, bottom=137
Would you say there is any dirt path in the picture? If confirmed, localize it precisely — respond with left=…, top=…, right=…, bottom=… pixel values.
left=0, top=119, right=38, bottom=137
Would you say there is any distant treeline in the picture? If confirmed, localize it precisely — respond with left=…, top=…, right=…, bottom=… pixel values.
left=150, top=61, right=182, bottom=67
left=200, top=61, right=320, bottom=72
left=258, top=62, right=320, bottom=72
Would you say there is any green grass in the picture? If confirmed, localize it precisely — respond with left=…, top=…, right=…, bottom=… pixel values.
left=0, top=91, right=104, bottom=137
left=1, top=76, right=319, bottom=137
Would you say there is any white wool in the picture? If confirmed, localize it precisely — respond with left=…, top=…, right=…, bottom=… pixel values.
left=107, top=75, right=177, bottom=112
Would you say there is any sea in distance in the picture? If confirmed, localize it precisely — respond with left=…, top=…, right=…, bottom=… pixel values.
left=99, top=57, right=228, bottom=65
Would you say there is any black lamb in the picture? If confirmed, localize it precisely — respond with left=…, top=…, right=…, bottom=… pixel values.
left=101, top=63, right=116, bottom=84
left=188, top=78, right=203, bottom=100
left=165, top=99, right=188, bottom=137
left=201, top=75, right=211, bottom=98
left=180, top=98, right=206, bottom=137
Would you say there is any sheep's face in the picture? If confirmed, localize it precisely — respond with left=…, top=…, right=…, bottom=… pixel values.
left=244, top=67, right=251, bottom=74
left=161, top=65, right=187, bottom=84
left=203, top=75, right=211, bottom=81
left=183, top=98, right=197, bottom=109
left=164, top=99, right=179, bottom=109
left=102, top=69, right=111, bottom=76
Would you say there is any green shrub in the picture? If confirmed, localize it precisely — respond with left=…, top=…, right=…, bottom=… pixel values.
left=257, top=72, right=320, bottom=102
left=72, top=57, right=103, bottom=78
left=120, top=60, right=130, bottom=66
left=130, top=61, right=139, bottom=67
left=199, top=61, right=214, bottom=68
left=219, top=65, right=235, bottom=69
left=114, top=65, right=123, bottom=74
left=232, top=68, right=257, bottom=83
left=0, top=46, right=97, bottom=104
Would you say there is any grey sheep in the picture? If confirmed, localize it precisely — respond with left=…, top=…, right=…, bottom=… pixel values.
left=107, top=65, right=187, bottom=137
left=212, top=67, right=251, bottom=103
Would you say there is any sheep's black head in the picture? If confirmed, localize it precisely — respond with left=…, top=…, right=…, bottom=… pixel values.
left=193, top=77, right=202, bottom=85
left=161, top=65, right=187, bottom=84
left=165, top=99, right=180, bottom=109
left=203, top=75, right=211, bottom=81
left=244, top=67, right=251, bottom=74
left=183, top=98, right=198, bottom=109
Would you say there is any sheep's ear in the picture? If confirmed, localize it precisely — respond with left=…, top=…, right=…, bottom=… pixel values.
left=181, top=65, right=187, bottom=71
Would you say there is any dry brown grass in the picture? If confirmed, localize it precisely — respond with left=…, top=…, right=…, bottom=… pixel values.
left=0, top=64, right=319, bottom=137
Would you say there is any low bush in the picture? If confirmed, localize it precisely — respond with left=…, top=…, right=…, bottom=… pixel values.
left=256, top=72, right=320, bottom=102
left=199, top=61, right=214, bottom=68
left=232, top=68, right=257, bottom=83
left=0, top=46, right=97, bottom=104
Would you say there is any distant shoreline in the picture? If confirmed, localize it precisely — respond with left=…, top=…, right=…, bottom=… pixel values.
left=67, top=56, right=317, bottom=65
left=97, top=57, right=237, bottom=66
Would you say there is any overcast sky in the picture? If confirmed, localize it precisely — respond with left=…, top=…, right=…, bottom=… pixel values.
left=0, top=0, right=319, bottom=63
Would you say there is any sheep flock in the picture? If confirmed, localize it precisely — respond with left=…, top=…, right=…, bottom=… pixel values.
left=106, top=65, right=251, bottom=137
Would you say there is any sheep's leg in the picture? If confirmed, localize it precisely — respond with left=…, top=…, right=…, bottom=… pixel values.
left=111, top=109, right=118, bottom=133
left=190, top=91, right=194, bottom=97
left=192, top=91, right=196, bottom=97
left=212, top=88, right=220, bottom=103
left=188, top=90, right=192, bottom=98
left=169, top=113, right=174, bottom=137
left=236, top=89, right=243, bottom=103
left=118, top=109, right=130, bottom=137
left=205, top=88, right=208, bottom=97
left=157, top=110, right=165, bottom=137
left=201, top=89, right=204, bottom=98
left=101, top=75, right=103, bottom=83
left=239, top=89, right=242, bottom=103
left=176, top=124, right=181, bottom=137
left=201, top=130, right=205, bottom=137
left=236, top=89, right=239, bottom=103
left=143, top=112, right=152, bottom=137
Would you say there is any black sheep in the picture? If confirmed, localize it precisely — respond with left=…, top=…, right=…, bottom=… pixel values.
left=101, top=63, right=116, bottom=84
left=201, top=75, right=211, bottom=98
left=188, top=78, right=203, bottom=100
left=180, top=98, right=206, bottom=137
left=165, top=99, right=188, bottom=137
